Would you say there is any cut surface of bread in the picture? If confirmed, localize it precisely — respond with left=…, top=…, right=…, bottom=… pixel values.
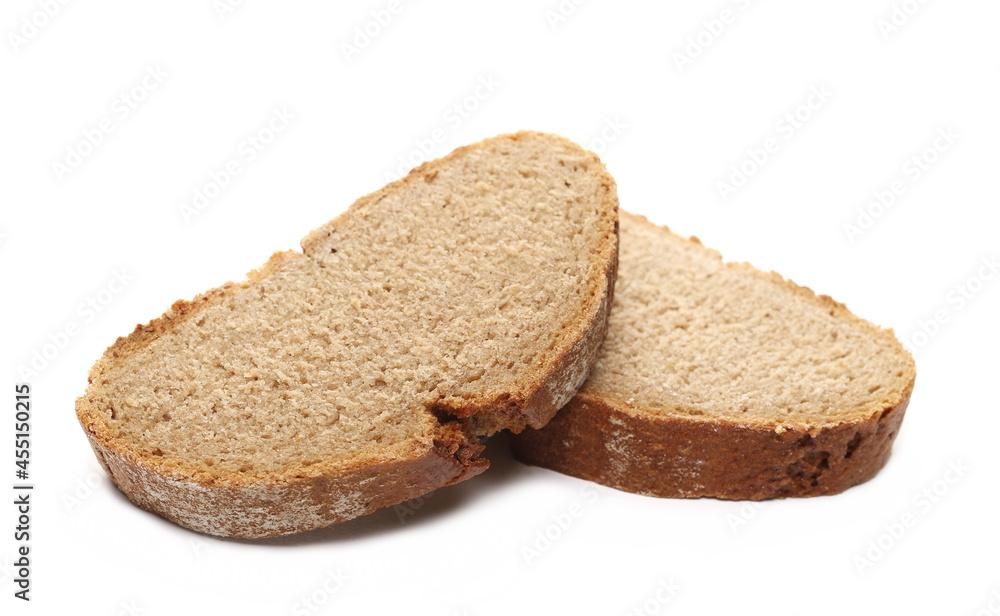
left=76, top=131, right=619, bottom=537
left=511, top=211, right=915, bottom=499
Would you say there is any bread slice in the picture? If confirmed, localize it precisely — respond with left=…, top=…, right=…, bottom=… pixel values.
left=76, top=131, right=619, bottom=537
left=511, top=211, right=915, bottom=499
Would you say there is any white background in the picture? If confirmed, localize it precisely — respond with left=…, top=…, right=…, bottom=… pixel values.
left=2, top=1, right=998, bottom=614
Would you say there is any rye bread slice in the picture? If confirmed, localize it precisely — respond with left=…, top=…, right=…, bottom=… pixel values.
left=75, top=131, right=619, bottom=537
left=511, top=211, right=915, bottom=499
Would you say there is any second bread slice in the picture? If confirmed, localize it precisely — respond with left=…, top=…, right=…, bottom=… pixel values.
left=512, top=211, right=915, bottom=499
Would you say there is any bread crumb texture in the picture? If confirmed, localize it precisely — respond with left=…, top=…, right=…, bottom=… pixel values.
left=590, top=212, right=914, bottom=428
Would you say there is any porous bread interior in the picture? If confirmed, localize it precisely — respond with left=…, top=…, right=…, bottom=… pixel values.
left=584, top=212, right=915, bottom=427
left=79, top=133, right=617, bottom=483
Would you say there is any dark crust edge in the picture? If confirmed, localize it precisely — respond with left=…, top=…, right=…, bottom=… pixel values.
left=83, top=417, right=487, bottom=539
left=74, top=131, right=619, bottom=537
left=510, top=384, right=912, bottom=499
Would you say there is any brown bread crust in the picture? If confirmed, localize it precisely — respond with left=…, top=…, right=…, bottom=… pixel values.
left=511, top=386, right=911, bottom=499
left=84, top=411, right=488, bottom=538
